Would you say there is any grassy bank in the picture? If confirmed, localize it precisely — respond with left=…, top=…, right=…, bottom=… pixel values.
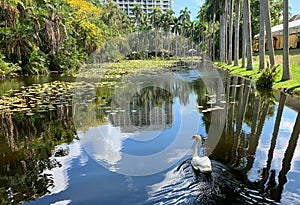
left=216, top=49, right=300, bottom=96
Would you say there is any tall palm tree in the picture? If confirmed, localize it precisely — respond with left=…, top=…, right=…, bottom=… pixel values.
left=132, top=4, right=143, bottom=28
left=264, top=0, right=275, bottom=67
left=282, top=0, right=290, bottom=81
left=245, top=0, right=253, bottom=70
left=149, top=6, right=162, bottom=31
left=241, top=0, right=247, bottom=68
left=186, top=20, right=198, bottom=57
left=234, top=0, right=241, bottom=66
left=228, top=0, right=234, bottom=65
left=161, top=10, right=174, bottom=52
left=219, top=0, right=228, bottom=63
left=171, top=16, right=182, bottom=36
left=161, top=9, right=174, bottom=33
left=140, top=13, right=150, bottom=30
left=171, top=17, right=182, bottom=57
left=259, top=0, right=265, bottom=70
left=178, top=7, right=191, bottom=37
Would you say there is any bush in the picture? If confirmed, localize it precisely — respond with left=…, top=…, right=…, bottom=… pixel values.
left=24, top=51, right=49, bottom=75
left=256, top=65, right=279, bottom=89
left=50, top=37, right=87, bottom=73
left=0, top=53, right=21, bottom=78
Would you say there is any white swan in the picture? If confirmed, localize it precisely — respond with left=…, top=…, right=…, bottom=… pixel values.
left=191, top=135, right=212, bottom=174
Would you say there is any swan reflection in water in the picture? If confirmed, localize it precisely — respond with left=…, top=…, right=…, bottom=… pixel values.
left=147, top=159, right=277, bottom=205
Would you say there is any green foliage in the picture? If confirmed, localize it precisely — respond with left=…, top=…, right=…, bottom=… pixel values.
left=256, top=65, right=279, bottom=89
left=24, top=50, right=49, bottom=75
left=0, top=53, right=21, bottom=78
left=0, top=0, right=134, bottom=77
left=250, top=0, right=283, bottom=37
left=50, top=37, right=87, bottom=72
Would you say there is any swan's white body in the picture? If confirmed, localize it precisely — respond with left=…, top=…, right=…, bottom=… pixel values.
left=191, top=135, right=212, bottom=173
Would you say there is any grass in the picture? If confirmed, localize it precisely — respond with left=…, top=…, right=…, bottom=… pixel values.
left=216, top=48, right=300, bottom=96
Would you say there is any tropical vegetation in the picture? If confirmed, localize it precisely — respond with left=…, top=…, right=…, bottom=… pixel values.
left=0, top=0, right=286, bottom=78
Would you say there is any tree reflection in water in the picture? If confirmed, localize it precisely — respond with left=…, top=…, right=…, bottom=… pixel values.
left=208, top=74, right=300, bottom=203
left=0, top=105, right=75, bottom=204
left=0, top=71, right=300, bottom=204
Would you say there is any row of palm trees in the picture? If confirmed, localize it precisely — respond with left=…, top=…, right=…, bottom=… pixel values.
left=130, top=0, right=287, bottom=77
left=201, top=0, right=290, bottom=81
left=132, top=5, right=188, bottom=35
left=133, top=5, right=223, bottom=57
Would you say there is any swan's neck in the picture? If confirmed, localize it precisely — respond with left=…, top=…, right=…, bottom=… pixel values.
left=193, top=140, right=200, bottom=157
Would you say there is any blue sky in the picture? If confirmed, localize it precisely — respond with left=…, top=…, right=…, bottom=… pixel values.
left=174, top=0, right=300, bottom=20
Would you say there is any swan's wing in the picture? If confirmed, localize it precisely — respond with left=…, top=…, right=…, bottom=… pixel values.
left=191, top=156, right=212, bottom=172
left=191, top=156, right=212, bottom=167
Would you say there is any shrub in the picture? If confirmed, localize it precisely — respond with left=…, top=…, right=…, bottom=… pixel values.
left=24, top=51, right=49, bottom=75
left=256, top=65, right=279, bottom=89
left=0, top=53, right=21, bottom=78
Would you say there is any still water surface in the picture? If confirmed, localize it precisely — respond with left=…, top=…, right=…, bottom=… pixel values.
left=1, top=68, right=300, bottom=204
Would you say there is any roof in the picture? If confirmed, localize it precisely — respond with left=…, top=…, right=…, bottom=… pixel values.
left=272, top=19, right=300, bottom=36
left=290, top=14, right=300, bottom=22
left=254, top=19, right=300, bottom=38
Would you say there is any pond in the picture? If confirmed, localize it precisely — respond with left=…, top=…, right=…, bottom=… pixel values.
left=1, top=63, right=300, bottom=205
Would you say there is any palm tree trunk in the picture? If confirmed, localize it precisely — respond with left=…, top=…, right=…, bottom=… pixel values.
left=234, top=0, right=241, bottom=66
left=220, top=1, right=228, bottom=62
left=259, top=0, right=265, bottom=70
left=242, top=0, right=247, bottom=68
left=282, top=0, right=291, bottom=81
left=225, top=0, right=228, bottom=63
left=228, top=0, right=234, bottom=65
left=212, top=16, right=216, bottom=61
left=264, top=0, right=275, bottom=67
left=245, top=0, right=253, bottom=70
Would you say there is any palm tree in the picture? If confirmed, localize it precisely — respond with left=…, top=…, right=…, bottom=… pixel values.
left=171, top=17, right=181, bottom=36
left=186, top=20, right=197, bottom=57
left=140, top=13, right=150, bottom=30
left=259, top=0, right=265, bottom=70
left=241, top=0, right=247, bottom=68
left=132, top=4, right=143, bottom=28
left=264, top=0, right=275, bottom=67
left=228, top=0, right=234, bottom=65
left=6, top=24, right=33, bottom=61
left=161, top=10, right=174, bottom=33
left=245, top=0, right=253, bottom=70
left=161, top=10, right=174, bottom=53
left=219, top=0, right=228, bottom=63
left=234, top=0, right=241, bottom=66
left=149, top=6, right=162, bottom=31
left=179, top=7, right=191, bottom=37
left=149, top=6, right=162, bottom=57
left=171, top=16, right=182, bottom=57
left=282, top=0, right=290, bottom=81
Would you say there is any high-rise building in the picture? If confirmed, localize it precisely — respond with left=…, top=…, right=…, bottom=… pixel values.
left=100, top=0, right=173, bottom=18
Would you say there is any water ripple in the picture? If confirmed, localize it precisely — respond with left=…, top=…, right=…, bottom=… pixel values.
left=146, top=159, right=277, bottom=205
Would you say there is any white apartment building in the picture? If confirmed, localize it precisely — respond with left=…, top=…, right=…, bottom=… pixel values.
left=100, top=0, right=173, bottom=17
